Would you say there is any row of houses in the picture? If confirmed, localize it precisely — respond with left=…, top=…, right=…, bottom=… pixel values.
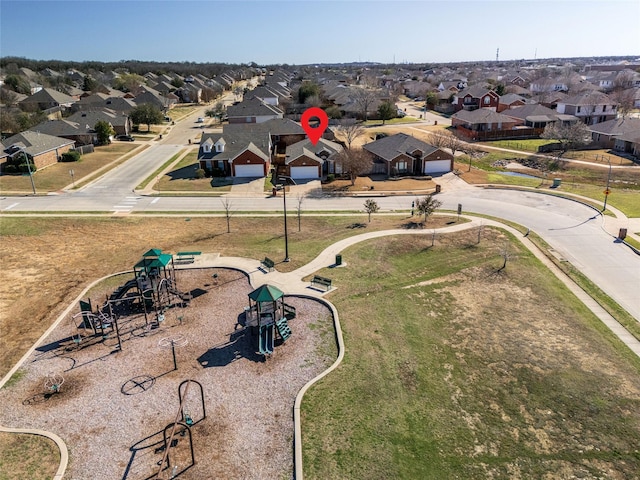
left=196, top=119, right=454, bottom=180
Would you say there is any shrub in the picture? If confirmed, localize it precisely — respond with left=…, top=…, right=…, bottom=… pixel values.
left=61, top=151, right=81, bottom=162
left=326, top=174, right=335, bottom=183
left=195, top=168, right=206, bottom=179
left=18, top=162, right=37, bottom=173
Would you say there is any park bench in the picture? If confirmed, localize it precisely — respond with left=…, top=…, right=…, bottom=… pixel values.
left=310, top=275, right=332, bottom=291
left=261, top=257, right=275, bottom=272
left=176, top=251, right=201, bottom=264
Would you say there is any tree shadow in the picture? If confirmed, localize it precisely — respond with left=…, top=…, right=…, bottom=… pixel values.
left=401, top=221, right=425, bottom=229
left=165, top=163, right=199, bottom=181
left=347, top=223, right=367, bottom=229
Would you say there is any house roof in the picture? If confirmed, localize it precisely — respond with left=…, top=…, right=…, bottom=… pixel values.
left=503, top=104, right=558, bottom=121
left=452, top=109, right=517, bottom=125
left=456, top=84, right=497, bottom=99
left=499, top=93, right=528, bottom=105
left=198, top=126, right=271, bottom=164
left=588, top=117, right=640, bottom=136
left=1, top=131, right=75, bottom=157
left=19, top=87, right=76, bottom=106
left=31, top=119, right=93, bottom=137
left=284, top=138, right=343, bottom=165
left=227, top=97, right=283, bottom=118
left=362, top=133, right=439, bottom=161
left=561, top=90, right=613, bottom=106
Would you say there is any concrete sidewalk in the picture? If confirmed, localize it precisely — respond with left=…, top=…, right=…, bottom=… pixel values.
left=186, top=216, right=640, bottom=357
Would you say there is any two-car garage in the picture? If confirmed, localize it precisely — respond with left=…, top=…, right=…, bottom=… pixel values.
left=423, top=159, right=453, bottom=175
left=233, top=164, right=266, bottom=178
left=289, top=166, right=320, bottom=180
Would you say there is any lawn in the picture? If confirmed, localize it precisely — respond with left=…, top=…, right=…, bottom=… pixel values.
left=155, top=150, right=233, bottom=192
left=0, top=143, right=138, bottom=193
left=0, top=432, right=59, bottom=480
left=362, top=117, right=422, bottom=126
left=481, top=138, right=557, bottom=152
left=2, top=216, right=639, bottom=479
left=301, top=230, right=640, bottom=479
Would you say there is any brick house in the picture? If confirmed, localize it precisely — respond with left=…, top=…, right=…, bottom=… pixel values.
left=453, top=85, right=500, bottom=112
left=1, top=131, right=75, bottom=170
left=451, top=109, right=522, bottom=140
left=362, top=133, right=453, bottom=176
left=282, top=138, right=343, bottom=179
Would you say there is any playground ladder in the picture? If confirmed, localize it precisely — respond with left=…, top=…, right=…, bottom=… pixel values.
left=275, top=318, right=292, bottom=342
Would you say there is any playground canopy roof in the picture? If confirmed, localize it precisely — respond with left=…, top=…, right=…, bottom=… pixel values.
left=135, top=253, right=173, bottom=270
left=142, top=248, right=164, bottom=257
left=248, top=284, right=284, bottom=302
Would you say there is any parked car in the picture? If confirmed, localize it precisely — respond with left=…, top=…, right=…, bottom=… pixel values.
left=196, top=117, right=204, bottom=123
left=116, top=134, right=134, bottom=142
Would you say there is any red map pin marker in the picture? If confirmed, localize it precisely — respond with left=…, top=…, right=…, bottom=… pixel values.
left=300, top=107, right=329, bottom=146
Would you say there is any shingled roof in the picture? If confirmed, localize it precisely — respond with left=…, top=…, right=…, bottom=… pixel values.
left=284, top=138, right=343, bottom=165
left=1, top=131, right=75, bottom=157
left=363, top=133, right=438, bottom=161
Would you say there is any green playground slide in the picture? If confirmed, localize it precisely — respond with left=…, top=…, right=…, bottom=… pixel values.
left=259, top=324, right=275, bottom=355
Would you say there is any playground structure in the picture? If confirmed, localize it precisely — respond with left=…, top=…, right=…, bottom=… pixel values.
left=245, top=284, right=296, bottom=357
left=154, top=379, right=205, bottom=480
left=70, top=249, right=193, bottom=349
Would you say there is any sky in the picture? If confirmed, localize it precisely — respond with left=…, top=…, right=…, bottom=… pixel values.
left=1, top=0, right=638, bottom=65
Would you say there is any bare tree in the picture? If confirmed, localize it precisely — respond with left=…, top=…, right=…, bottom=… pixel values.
left=337, top=121, right=366, bottom=150
left=427, top=130, right=466, bottom=157
left=336, top=148, right=373, bottom=186
left=221, top=197, right=233, bottom=233
left=498, top=241, right=512, bottom=271
left=541, top=122, right=591, bottom=157
left=461, top=144, right=483, bottom=172
left=352, top=87, right=378, bottom=121
left=363, top=199, right=379, bottom=223
left=610, top=88, right=635, bottom=118
left=415, top=195, right=442, bottom=223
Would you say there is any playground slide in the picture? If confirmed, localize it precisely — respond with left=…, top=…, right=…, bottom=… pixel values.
left=259, top=324, right=275, bottom=355
left=110, top=279, right=138, bottom=301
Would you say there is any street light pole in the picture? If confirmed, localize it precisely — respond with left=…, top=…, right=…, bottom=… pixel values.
left=279, top=177, right=290, bottom=262
left=602, top=156, right=612, bottom=212
left=21, top=150, right=36, bottom=195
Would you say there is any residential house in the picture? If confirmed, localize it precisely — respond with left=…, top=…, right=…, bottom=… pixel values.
left=588, top=118, right=640, bottom=149
left=18, top=87, right=76, bottom=112
left=67, top=109, right=132, bottom=137
left=71, top=94, right=137, bottom=114
left=454, top=85, right=500, bottom=112
left=281, top=138, right=344, bottom=179
left=502, top=104, right=578, bottom=129
left=31, top=119, right=97, bottom=146
left=497, top=93, right=532, bottom=112
left=134, top=86, right=177, bottom=111
left=226, top=97, right=284, bottom=124
left=1, top=131, right=75, bottom=170
left=362, top=133, right=453, bottom=176
left=451, top=109, right=522, bottom=140
left=244, top=85, right=284, bottom=106
left=556, top=91, right=617, bottom=125
left=198, top=129, right=271, bottom=178
left=614, top=131, right=640, bottom=159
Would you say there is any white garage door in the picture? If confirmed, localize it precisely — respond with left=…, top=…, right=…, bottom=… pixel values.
left=290, top=166, right=319, bottom=179
left=424, top=160, right=451, bottom=174
left=234, top=164, right=264, bottom=177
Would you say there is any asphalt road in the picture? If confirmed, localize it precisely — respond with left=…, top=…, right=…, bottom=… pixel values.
left=1, top=91, right=638, bottom=323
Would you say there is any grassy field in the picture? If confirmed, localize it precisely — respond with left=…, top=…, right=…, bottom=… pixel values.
left=362, top=117, right=422, bottom=126
left=301, top=230, right=640, bottom=479
left=0, top=432, right=59, bottom=480
left=154, top=150, right=233, bottom=192
left=0, top=143, right=138, bottom=193
left=2, top=215, right=640, bottom=479
left=459, top=151, right=640, bottom=217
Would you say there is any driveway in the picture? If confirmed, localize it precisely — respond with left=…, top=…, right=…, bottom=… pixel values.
left=227, top=177, right=265, bottom=196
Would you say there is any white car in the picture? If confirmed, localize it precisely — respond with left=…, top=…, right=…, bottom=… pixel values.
left=196, top=117, right=204, bottom=123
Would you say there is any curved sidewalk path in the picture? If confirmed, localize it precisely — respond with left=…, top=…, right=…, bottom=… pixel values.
left=193, top=214, right=640, bottom=479
left=2, top=216, right=638, bottom=480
